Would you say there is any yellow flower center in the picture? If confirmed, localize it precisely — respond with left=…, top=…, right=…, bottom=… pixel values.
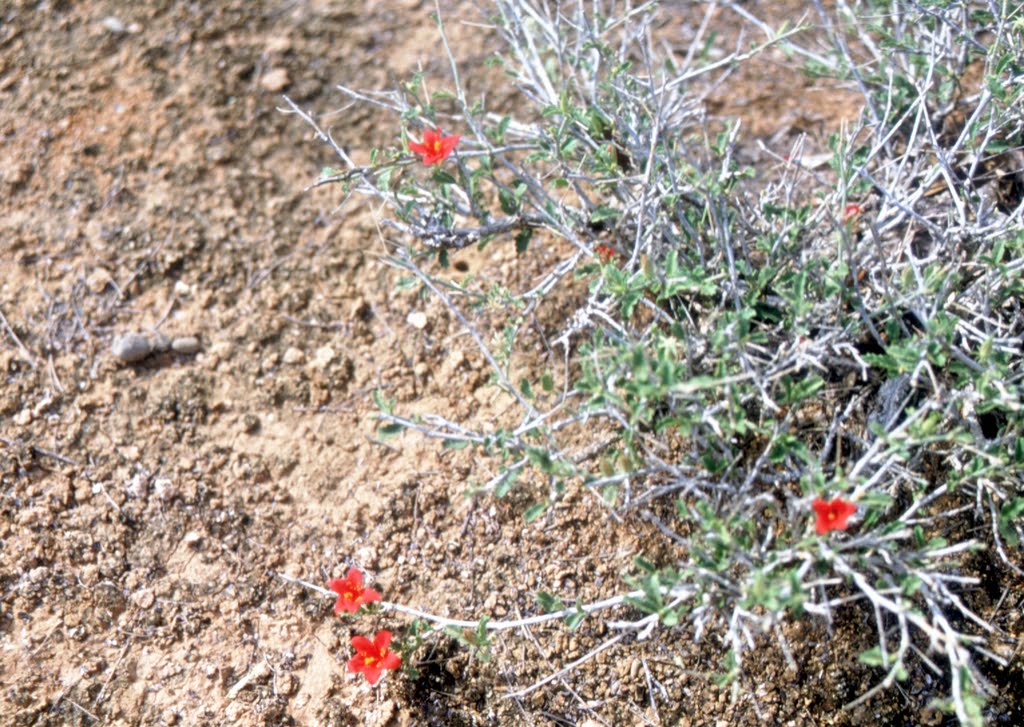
left=433, top=140, right=442, bottom=153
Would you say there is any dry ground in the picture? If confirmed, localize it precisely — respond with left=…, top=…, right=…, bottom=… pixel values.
left=1, top=2, right=1019, bottom=725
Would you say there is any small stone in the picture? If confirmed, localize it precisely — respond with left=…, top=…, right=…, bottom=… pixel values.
left=13, top=408, right=32, bottom=426
left=86, top=267, right=113, bottom=294
left=282, top=347, right=305, bottom=365
left=101, top=16, right=126, bottom=33
left=309, top=346, right=335, bottom=370
left=406, top=311, right=428, bottom=329
left=171, top=336, right=200, bottom=355
left=266, top=37, right=292, bottom=53
left=126, top=472, right=148, bottom=499
left=133, top=589, right=155, bottom=609
left=153, top=477, right=177, bottom=500
left=173, top=280, right=191, bottom=297
left=242, top=414, right=260, bottom=433
left=182, top=531, right=202, bottom=548
left=260, top=68, right=290, bottom=93
left=112, top=332, right=152, bottom=363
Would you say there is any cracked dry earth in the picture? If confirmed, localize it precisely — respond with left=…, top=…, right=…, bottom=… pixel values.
left=2, top=2, right=1021, bottom=726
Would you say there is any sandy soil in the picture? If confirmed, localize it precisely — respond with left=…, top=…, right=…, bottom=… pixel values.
left=2, top=2, right=1019, bottom=725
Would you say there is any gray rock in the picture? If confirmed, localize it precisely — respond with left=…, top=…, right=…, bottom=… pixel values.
left=112, top=332, right=152, bottom=363
left=171, top=336, right=201, bottom=355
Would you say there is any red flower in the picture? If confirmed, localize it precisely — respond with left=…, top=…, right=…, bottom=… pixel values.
left=348, top=630, right=402, bottom=685
left=843, top=203, right=863, bottom=223
left=328, top=568, right=381, bottom=615
left=813, top=498, right=857, bottom=535
left=595, top=244, right=617, bottom=264
left=408, top=128, right=460, bottom=165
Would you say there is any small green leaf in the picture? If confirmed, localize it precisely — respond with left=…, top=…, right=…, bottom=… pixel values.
left=515, top=228, right=532, bottom=254
left=858, top=646, right=886, bottom=667
left=524, top=502, right=548, bottom=522
left=565, top=608, right=586, bottom=630
left=535, top=591, right=565, bottom=613
left=590, top=206, right=620, bottom=224
left=432, top=170, right=458, bottom=185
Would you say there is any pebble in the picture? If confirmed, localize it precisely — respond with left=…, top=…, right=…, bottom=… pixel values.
left=260, top=67, right=290, bottom=92
left=13, top=408, right=32, bottom=426
left=86, top=267, right=113, bottom=293
left=112, top=332, right=152, bottom=363
left=125, top=472, right=149, bottom=499
left=101, top=16, right=125, bottom=33
left=133, top=589, right=156, bottom=609
left=406, top=311, right=428, bottom=329
left=309, top=345, right=335, bottom=370
left=173, top=280, right=191, bottom=297
left=182, top=531, right=202, bottom=548
left=266, top=37, right=291, bottom=54
left=153, top=477, right=177, bottom=500
left=171, top=336, right=200, bottom=355
left=282, top=347, right=305, bottom=365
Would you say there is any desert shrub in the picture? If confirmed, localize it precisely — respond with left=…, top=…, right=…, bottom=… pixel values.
left=287, top=1, right=1024, bottom=723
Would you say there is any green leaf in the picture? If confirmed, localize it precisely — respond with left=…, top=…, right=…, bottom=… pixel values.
left=565, top=605, right=586, bottom=630
left=535, top=591, right=564, bottom=613
left=493, top=115, right=511, bottom=144
left=590, top=206, right=620, bottom=224
left=432, top=170, right=458, bottom=185
left=372, top=389, right=395, bottom=414
left=515, top=227, right=532, bottom=254
left=857, top=646, right=886, bottom=667
left=524, top=502, right=548, bottom=522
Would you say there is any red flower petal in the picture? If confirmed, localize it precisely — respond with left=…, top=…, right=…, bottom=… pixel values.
left=348, top=630, right=402, bottom=685
left=359, top=587, right=382, bottom=606
left=408, top=129, right=460, bottom=165
left=408, top=139, right=431, bottom=155
left=351, top=635, right=374, bottom=652
left=813, top=497, right=857, bottom=535
left=328, top=569, right=380, bottom=614
left=373, top=630, right=393, bottom=651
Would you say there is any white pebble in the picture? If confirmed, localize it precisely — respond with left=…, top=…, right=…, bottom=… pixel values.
left=406, top=311, right=428, bottom=329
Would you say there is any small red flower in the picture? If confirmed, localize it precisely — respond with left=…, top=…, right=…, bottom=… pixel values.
left=348, top=630, right=402, bottom=685
left=843, top=203, right=863, bottom=223
left=595, top=244, right=617, bottom=264
left=813, top=497, right=857, bottom=535
left=408, top=128, right=460, bottom=165
left=328, top=568, right=381, bottom=615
